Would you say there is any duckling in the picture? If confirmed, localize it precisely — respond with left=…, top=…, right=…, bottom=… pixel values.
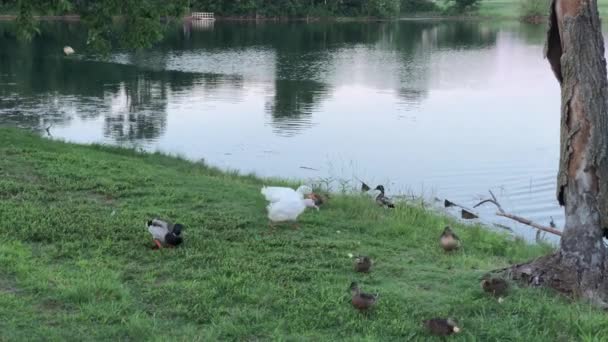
left=147, top=219, right=184, bottom=249
left=349, top=282, right=378, bottom=311
left=354, top=256, right=373, bottom=273
left=374, top=185, right=395, bottom=208
left=481, top=277, right=509, bottom=302
left=423, top=318, right=461, bottom=336
left=440, top=226, right=460, bottom=251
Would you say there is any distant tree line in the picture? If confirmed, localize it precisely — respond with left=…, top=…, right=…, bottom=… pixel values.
left=188, top=0, right=479, bottom=17
left=3, top=0, right=479, bottom=50
left=1, top=1, right=481, bottom=20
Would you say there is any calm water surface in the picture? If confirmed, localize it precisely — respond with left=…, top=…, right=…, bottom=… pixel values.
left=0, top=20, right=566, bottom=240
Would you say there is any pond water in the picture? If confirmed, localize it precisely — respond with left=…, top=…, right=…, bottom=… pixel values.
left=0, top=20, right=566, bottom=241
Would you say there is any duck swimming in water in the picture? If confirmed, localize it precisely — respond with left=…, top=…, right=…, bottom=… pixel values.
left=147, top=219, right=184, bottom=249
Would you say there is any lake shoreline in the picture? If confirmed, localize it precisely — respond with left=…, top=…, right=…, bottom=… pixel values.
left=1, top=126, right=602, bottom=340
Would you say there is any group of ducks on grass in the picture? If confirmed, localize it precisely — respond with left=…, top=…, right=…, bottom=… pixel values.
left=145, top=181, right=509, bottom=337
left=348, top=226, right=509, bottom=337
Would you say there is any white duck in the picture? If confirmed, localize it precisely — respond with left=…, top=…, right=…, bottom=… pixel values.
left=63, top=46, right=75, bottom=56
left=261, top=185, right=318, bottom=229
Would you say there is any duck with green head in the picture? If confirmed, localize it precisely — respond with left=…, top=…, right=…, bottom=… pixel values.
left=374, top=185, right=395, bottom=208
left=147, top=218, right=184, bottom=249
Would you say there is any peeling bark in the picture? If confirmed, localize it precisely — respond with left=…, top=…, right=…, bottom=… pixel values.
left=508, top=0, right=608, bottom=306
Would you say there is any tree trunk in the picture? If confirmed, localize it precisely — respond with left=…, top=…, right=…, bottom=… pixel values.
left=507, top=0, right=608, bottom=307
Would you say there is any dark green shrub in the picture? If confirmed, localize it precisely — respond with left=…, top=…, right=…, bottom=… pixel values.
left=519, top=0, right=550, bottom=20
left=443, top=0, right=480, bottom=13
left=401, top=0, right=438, bottom=12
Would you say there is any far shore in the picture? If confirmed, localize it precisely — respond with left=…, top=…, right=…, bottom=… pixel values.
left=0, top=13, right=545, bottom=23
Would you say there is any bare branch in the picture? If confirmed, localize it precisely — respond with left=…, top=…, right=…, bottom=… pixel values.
left=497, top=212, right=562, bottom=236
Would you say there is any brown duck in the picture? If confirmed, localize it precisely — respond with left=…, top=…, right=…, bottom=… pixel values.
left=440, top=226, right=460, bottom=251
left=349, top=282, right=378, bottom=311
left=354, top=256, right=373, bottom=273
left=423, top=318, right=461, bottom=336
left=482, top=277, right=509, bottom=302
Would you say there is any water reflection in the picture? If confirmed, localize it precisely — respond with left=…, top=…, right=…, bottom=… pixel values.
left=0, top=20, right=505, bottom=139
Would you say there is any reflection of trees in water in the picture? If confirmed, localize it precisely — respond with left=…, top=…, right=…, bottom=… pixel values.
left=1, top=20, right=504, bottom=140
left=103, top=77, right=168, bottom=143
left=0, top=22, right=243, bottom=143
left=265, top=79, right=328, bottom=137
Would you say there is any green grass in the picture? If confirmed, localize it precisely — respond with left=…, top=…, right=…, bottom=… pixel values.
left=477, top=0, right=608, bottom=19
left=0, top=127, right=606, bottom=340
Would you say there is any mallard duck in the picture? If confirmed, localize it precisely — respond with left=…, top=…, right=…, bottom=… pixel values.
left=261, top=186, right=318, bottom=229
left=354, top=256, right=373, bottom=273
left=349, top=282, right=378, bottom=311
left=481, top=277, right=509, bottom=302
left=423, top=318, right=461, bottom=336
left=63, top=46, right=75, bottom=55
left=440, top=226, right=460, bottom=251
left=147, top=219, right=184, bottom=249
left=374, top=185, right=395, bottom=208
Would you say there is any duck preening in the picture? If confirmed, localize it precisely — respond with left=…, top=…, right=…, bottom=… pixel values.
left=439, top=226, right=460, bottom=251
left=481, top=277, right=509, bottom=302
left=349, top=282, right=378, bottom=311
left=423, top=318, right=461, bottom=336
left=354, top=256, right=373, bottom=273
left=261, top=185, right=319, bottom=229
left=374, top=185, right=395, bottom=208
left=147, top=219, right=184, bottom=249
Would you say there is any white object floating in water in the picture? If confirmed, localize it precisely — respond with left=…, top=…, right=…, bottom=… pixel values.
left=63, top=46, right=75, bottom=56
left=261, top=185, right=317, bottom=223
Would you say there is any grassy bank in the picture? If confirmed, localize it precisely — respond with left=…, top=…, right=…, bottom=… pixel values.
left=0, top=127, right=606, bottom=340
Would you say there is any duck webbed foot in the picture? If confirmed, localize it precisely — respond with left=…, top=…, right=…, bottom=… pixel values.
left=152, top=240, right=163, bottom=250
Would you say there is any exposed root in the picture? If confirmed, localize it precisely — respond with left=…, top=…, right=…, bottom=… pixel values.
left=499, top=253, right=608, bottom=309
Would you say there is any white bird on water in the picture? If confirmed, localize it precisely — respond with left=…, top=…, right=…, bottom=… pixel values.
left=261, top=185, right=318, bottom=229
left=63, top=46, right=75, bottom=56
